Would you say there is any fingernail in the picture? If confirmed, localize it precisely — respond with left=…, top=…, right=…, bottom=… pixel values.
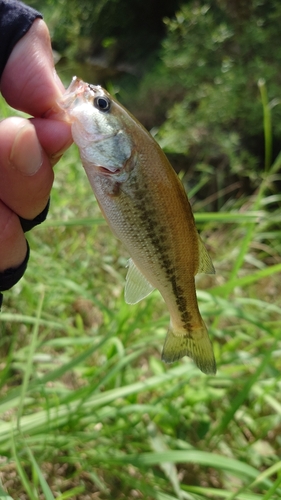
left=10, top=123, right=43, bottom=175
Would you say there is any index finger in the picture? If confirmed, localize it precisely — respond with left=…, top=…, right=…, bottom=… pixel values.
left=0, top=19, right=64, bottom=117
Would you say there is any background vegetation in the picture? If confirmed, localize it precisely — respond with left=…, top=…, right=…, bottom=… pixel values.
left=1, top=0, right=281, bottom=498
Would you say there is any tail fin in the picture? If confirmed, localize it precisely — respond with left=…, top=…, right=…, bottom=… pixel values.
left=161, top=322, right=216, bottom=375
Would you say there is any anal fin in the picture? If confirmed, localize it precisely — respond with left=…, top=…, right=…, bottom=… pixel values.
left=197, top=234, right=215, bottom=275
left=125, top=258, right=155, bottom=304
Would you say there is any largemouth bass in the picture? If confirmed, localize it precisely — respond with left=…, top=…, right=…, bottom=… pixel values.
left=59, top=77, right=216, bottom=374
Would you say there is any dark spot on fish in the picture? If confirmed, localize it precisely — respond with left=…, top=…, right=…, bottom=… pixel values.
left=166, top=268, right=175, bottom=276
left=150, top=238, right=160, bottom=246
left=162, top=258, right=172, bottom=268
left=109, top=182, right=122, bottom=197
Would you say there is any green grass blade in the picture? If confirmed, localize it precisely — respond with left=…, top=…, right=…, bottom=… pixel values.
left=194, top=212, right=264, bottom=223
left=183, top=486, right=263, bottom=500
left=0, top=331, right=113, bottom=417
left=25, top=447, right=55, bottom=500
left=56, top=487, right=85, bottom=500
left=17, top=290, right=44, bottom=427
left=148, top=421, right=184, bottom=500
left=261, top=474, right=281, bottom=500
left=209, top=338, right=277, bottom=439
left=0, top=485, right=14, bottom=500
left=42, top=217, right=104, bottom=228
left=87, top=450, right=272, bottom=488
left=11, top=435, right=37, bottom=500
left=210, top=262, right=281, bottom=296
left=258, top=79, right=272, bottom=172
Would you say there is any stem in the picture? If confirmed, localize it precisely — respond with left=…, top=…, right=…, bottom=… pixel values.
left=258, top=78, right=272, bottom=172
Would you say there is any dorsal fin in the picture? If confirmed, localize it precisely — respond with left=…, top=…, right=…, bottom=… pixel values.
left=197, top=234, right=215, bottom=275
left=125, top=258, right=155, bottom=304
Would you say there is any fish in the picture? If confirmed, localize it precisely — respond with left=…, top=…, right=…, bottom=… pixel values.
left=59, top=76, right=216, bottom=374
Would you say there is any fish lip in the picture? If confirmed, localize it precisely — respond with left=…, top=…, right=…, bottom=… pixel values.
left=58, top=77, right=97, bottom=111
left=59, top=77, right=83, bottom=106
left=67, top=76, right=84, bottom=92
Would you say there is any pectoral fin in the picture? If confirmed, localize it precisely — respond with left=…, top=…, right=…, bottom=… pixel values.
left=197, top=234, right=215, bottom=275
left=125, top=258, right=155, bottom=304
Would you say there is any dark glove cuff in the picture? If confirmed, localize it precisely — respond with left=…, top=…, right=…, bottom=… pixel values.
left=19, top=198, right=50, bottom=232
left=0, top=240, right=30, bottom=309
left=0, top=199, right=50, bottom=310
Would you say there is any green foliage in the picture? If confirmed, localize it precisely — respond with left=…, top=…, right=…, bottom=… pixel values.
left=1, top=89, right=281, bottom=499
left=30, top=0, right=181, bottom=63
left=134, top=0, right=281, bottom=187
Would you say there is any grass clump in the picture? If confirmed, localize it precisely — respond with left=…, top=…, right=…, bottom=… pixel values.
left=0, top=86, right=281, bottom=500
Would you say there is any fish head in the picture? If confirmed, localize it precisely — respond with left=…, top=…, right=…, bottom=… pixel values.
left=59, top=77, right=135, bottom=178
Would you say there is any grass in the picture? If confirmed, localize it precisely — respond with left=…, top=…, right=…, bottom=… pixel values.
left=0, top=86, right=281, bottom=500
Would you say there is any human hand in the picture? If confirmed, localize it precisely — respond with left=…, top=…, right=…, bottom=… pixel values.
left=0, top=19, right=72, bottom=274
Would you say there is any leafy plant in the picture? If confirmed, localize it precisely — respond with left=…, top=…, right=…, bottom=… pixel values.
left=126, top=0, right=281, bottom=201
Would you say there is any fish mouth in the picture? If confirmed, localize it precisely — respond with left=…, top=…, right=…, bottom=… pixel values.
left=58, top=77, right=85, bottom=110
left=59, top=76, right=100, bottom=111
left=66, top=76, right=86, bottom=93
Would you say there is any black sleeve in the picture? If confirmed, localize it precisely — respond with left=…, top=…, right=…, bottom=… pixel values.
left=0, top=0, right=42, bottom=78
left=0, top=199, right=50, bottom=308
left=0, top=240, right=29, bottom=309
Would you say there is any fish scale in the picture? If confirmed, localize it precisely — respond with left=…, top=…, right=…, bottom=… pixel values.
left=59, top=77, right=216, bottom=374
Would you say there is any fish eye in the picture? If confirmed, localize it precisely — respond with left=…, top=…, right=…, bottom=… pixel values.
left=94, top=96, right=111, bottom=112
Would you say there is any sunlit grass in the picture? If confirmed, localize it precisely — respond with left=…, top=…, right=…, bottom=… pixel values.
left=0, top=90, right=281, bottom=500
